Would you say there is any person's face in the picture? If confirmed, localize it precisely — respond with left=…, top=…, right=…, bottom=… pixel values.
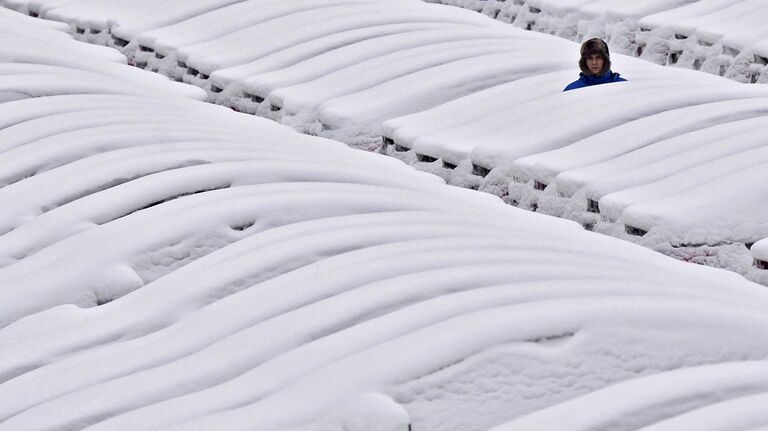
left=586, top=54, right=604, bottom=75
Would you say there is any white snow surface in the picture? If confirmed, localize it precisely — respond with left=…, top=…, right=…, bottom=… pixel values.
left=3, top=6, right=768, bottom=431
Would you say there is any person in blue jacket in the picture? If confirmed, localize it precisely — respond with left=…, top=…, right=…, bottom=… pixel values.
left=563, top=38, right=626, bottom=92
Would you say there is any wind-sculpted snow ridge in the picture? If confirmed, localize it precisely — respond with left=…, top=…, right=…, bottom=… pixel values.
left=425, top=0, right=768, bottom=85
left=3, top=8, right=768, bottom=431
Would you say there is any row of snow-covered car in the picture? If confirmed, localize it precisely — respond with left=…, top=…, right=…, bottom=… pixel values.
left=0, top=0, right=581, bottom=146
left=8, top=8, right=768, bottom=431
left=427, top=0, right=768, bottom=84
left=4, top=0, right=767, bottom=281
left=381, top=60, right=768, bottom=285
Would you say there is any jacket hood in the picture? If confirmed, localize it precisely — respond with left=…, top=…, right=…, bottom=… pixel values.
left=579, top=38, right=611, bottom=76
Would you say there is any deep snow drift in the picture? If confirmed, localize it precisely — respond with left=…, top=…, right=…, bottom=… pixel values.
left=3, top=7, right=768, bottom=431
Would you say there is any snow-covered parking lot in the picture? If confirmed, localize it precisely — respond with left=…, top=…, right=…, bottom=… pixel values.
left=5, top=0, right=768, bottom=280
left=3, top=5, right=768, bottom=431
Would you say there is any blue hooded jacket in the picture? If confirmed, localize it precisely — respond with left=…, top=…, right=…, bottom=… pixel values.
left=563, top=69, right=626, bottom=92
